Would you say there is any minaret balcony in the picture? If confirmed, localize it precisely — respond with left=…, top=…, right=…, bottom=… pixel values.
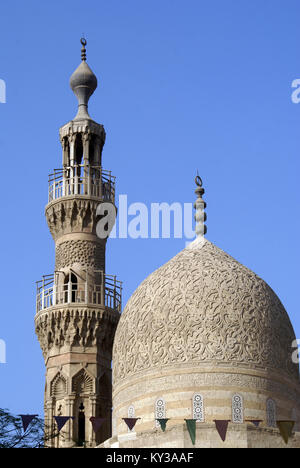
left=35, top=273, right=122, bottom=315
left=48, top=165, right=115, bottom=203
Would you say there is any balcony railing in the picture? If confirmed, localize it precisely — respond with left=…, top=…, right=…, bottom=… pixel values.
left=48, top=165, right=115, bottom=203
left=36, top=273, right=122, bottom=314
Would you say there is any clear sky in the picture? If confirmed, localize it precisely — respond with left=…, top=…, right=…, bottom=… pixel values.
left=0, top=0, right=300, bottom=417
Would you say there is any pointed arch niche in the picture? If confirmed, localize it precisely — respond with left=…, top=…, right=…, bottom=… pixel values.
left=50, top=372, right=67, bottom=399
left=72, top=368, right=95, bottom=446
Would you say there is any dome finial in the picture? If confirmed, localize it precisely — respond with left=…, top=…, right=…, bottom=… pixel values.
left=80, top=37, right=87, bottom=61
left=69, top=37, right=98, bottom=120
left=194, top=171, right=207, bottom=237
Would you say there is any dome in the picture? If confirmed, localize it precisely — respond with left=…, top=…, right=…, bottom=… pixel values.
left=112, top=237, right=300, bottom=438
left=113, top=237, right=298, bottom=383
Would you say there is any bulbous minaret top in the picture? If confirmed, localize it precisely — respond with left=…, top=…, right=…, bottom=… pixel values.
left=70, top=38, right=97, bottom=121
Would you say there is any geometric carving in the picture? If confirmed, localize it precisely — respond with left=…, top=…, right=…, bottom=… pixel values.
left=35, top=307, right=119, bottom=359
left=192, top=394, right=204, bottom=421
left=46, top=198, right=105, bottom=241
left=113, top=239, right=299, bottom=385
left=266, top=398, right=276, bottom=428
left=55, top=240, right=105, bottom=270
left=72, top=369, right=94, bottom=395
left=232, top=394, right=243, bottom=423
left=51, top=373, right=67, bottom=399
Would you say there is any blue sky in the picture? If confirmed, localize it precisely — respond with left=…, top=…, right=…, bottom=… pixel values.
left=0, top=0, right=300, bottom=416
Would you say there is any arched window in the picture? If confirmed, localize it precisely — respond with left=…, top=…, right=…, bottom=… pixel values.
left=232, top=394, right=244, bottom=423
left=64, top=273, right=77, bottom=303
left=74, top=133, right=83, bottom=167
left=88, top=135, right=96, bottom=165
left=63, top=136, right=70, bottom=166
left=155, top=397, right=166, bottom=428
left=192, top=393, right=204, bottom=421
left=73, top=133, right=83, bottom=195
left=266, top=398, right=276, bottom=427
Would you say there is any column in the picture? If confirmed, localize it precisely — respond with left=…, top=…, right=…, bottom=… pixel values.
left=83, top=132, right=90, bottom=195
left=90, top=396, right=97, bottom=446
left=65, top=396, right=75, bottom=448
left=69, top=134, right=76, bottom=195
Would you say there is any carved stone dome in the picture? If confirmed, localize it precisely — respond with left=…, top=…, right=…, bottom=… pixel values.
left=112, top=237, right=300, bottom=440
left=113, top=237, right=298, bottom=384
left=113, top=237, right=300, bottom=447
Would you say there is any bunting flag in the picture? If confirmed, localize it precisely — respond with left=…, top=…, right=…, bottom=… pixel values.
left=276, top=421, right=295, bottom=445
left=19, top=415, right=38, bottom=432
left=54, top=416, right=74, bottom=432
left=90, top=417, right=106, bottom=433
left=122, top=418, right=140, bottom=431
left=214, top=420, right=230, bottom=442
left=185, top=419, right=196, bottom=445
left=156, top=419, right=169, bottom=432
left=245, top=420, right=262, bottom=427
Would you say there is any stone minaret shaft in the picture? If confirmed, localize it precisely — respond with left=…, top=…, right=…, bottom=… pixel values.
left=35, top=39, right=121, bottom=448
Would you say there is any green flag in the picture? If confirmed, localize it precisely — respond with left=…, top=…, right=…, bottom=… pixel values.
left=185, top=419, right=196, bottom=445
left=276, top=421, right=295, bottom=445
left=156, top=419, right=169, bottom=432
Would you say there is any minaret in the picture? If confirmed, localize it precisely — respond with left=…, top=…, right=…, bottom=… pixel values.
left=35, top=39, right=121, bottom=448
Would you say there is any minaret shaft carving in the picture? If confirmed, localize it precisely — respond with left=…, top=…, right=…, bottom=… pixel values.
left=35, top=39, right=121, bottom=448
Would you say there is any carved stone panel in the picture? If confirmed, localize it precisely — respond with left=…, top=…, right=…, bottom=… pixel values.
left=46, top=198, right=110, bottom=241
left=55, top=240, right=105, bottom=270
left=35, top=307, right=119, bottom=359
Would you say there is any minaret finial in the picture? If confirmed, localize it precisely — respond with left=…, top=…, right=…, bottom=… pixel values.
left=81, top=37, right=87, bottom=61
left=69, top=37, right=98, bottom=120
left=194, top=171, right=207, bottom=237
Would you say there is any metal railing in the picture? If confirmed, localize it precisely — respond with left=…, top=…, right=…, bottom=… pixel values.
left=36, top=273, right=122, bottom=314
left=48, top=165, right=115, bottom=203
